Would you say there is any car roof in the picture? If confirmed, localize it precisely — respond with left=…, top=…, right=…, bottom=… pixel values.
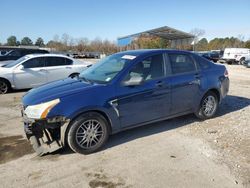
left=116, top=49, right=192, bottom=57
left=25, top=53, right=72, bottom=59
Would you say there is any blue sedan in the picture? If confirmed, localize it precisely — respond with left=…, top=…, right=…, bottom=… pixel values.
left=22, top=49, right=229, bottom=155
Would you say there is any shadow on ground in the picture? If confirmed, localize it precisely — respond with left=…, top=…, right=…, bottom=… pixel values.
left=65, top=95, right=250, bottom=154
left=1, top=94, right=249, bottom=162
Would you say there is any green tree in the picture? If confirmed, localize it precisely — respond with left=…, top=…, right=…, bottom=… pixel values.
left=134, top=35, right=170, bottom=49
left=245, top=40, right=250, bottom=48
left=196, top=38, right=208, bottom=51
left=21, top=37, right=33, bottom=45
left=7, top=36, right=17, bottom=46
left=35, top=37, right=45, bottom=47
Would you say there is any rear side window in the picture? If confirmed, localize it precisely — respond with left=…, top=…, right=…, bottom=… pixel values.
left=8, top=50, right=21, bottom=56
left=169, top=54, right=196, bottom=74
left=22, top=57, right=44, bottom=68
left=194, top=55, right=211, bottom=69
left=45, top=57, right=73, bottom=67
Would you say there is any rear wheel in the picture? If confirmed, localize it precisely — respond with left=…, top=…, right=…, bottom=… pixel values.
left=195, top=91, right=218, bottom=120
left=239, top=57, right=245, bottom=65
left=0, top=79, right=10, bottom=94
left=67, top=112, right=110, bottom=154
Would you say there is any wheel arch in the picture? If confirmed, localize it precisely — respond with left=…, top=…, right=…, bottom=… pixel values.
left=199, top=88, right=221, bottom=107
left=68, top=72, right=80, bottom=78
left=207, top=88, right=221, bottom=102
left=0, top=77, right=12, bottom=89
left=61, top=109, right=113, bottom=146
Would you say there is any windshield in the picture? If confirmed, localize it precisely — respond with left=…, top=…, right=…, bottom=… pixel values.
left=4, top=56, right=29, bottom=68
left=79, top=53, right=135, bottom=83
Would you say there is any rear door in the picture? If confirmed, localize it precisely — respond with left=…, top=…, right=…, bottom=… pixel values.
left=13, top=57, right=47, bottom=89
left=44, top=57, right=74, bottom=82
left=168, top=52, right=201, bottom=114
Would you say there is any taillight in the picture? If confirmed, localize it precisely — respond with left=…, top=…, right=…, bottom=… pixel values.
left=224, top=69, right=229, bottom=77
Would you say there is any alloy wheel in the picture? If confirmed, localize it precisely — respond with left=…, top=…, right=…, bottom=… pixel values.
left=0, top=81, right=8, bottom=94
left=202, top=95, right=217, bottom=117
left=75, top=119, right=104, bottom=149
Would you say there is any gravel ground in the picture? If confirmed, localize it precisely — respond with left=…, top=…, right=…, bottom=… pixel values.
left=0, top=64, right=249, bottom=188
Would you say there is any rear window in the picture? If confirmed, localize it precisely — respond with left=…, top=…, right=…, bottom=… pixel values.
left=169, top=54, right=196, bottom=74
left=193, top=54, right=211, bottom=69
left=45, top=57, right=73, bottom=66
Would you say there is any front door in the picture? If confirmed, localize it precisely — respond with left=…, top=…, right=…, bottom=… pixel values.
left=116, top=53, right=171, bottom=128
left=13, top=57, right=47, bottom=89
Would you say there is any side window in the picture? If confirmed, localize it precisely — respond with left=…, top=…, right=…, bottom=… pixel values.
left=169, top=54, right=196, bottom=74
left=22, top=57, right=44, bottom=68
left=125, top=54, right=165, bottom=81
left=65, top=58, right=73, bottom=65
left=194, top=55, right=211, bottom=69
left=9, top=50, right=21, bottom=56
left=46, top=57, right=73, bottom=67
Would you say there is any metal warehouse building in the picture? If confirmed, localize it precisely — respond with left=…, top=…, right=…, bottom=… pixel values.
left=117, top=26, right=195, bottom=48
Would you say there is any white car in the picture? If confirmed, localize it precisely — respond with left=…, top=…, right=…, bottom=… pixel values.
left=0, top=54, right=92, bottom=94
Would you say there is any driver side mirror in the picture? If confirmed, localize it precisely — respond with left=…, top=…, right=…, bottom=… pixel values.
left=123, top=76, right=144, bottom=86
left=19, top=65, right=24, bottom=70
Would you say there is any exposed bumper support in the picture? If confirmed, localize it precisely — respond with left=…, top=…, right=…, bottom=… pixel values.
left=23, top=117, right=70, bottom=156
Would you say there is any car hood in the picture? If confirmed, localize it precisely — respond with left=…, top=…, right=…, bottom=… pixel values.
left=0, top=60, right=15, bottom=67
left=22, top=78, right=101, bottom=106
left=0, top=66, right=12, bottom=74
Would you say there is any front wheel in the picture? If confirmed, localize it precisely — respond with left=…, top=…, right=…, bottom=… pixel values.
left=67, top=112, right=110, bottom=154
left=0, top=79, right=10, bottom=94
left=195, top=92, right=218, bottom=120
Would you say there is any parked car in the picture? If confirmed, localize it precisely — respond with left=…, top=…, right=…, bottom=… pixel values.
left=0, top=48, right=49, bottom=64
left=220, top=48, right=250, bottom=64
left=196, top=51, right=221, bottom=63
left=0, top=54, right=91, bottom=94
left=21, top=49, right=229, bottom=156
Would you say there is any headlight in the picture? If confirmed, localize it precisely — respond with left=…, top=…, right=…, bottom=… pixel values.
left=24, top=99, right=60, bottom=119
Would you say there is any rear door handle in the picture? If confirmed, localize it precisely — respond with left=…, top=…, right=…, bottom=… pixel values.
left=155, top=81, right=164, bottom=87
left=39, top=69, right=47, bottom=72
left=195, top=73, right=202, bottom=79
left=66, top=66, right=72, bottom=69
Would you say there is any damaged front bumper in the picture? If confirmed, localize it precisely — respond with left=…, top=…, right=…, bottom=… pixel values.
left=23, top=115, right=70, bottom=156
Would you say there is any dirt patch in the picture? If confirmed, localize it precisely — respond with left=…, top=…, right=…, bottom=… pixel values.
left=86, top=172, right=126, bottom=188
left=89, top=180, right=124, bottom=188
left=0, top=135, right=34, bottom=164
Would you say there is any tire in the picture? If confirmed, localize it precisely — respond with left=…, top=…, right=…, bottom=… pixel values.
left=239, top=57, right=245, bottom=65
left=0, top=79, right=10, bottom=94
left=67, top=112, right=110, bottom=154
left=195, top=91, right=218, bottom=120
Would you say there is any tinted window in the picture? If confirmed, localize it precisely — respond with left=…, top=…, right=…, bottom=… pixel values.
left=45, top=57, right=73, bottom=66
left=125, top=54, right=165, bottom=81
left=194, top=55, right=211, bottom=69
left=169, top=54, right=196, bottom=74
left=22, top=57, right=44, bottom=68
left=8, top=50, right=21, bottom=56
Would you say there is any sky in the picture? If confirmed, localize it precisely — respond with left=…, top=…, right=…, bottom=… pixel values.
left=1, top=0, right=250, bottom=44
